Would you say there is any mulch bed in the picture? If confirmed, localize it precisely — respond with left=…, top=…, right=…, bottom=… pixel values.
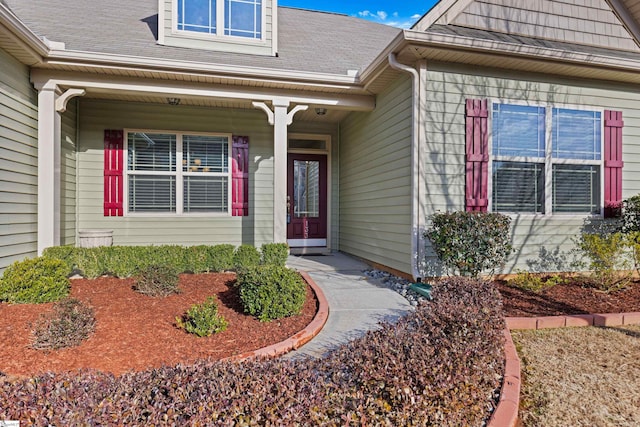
left=0, top=273, right=317, bottom=377
left=497, top=279, right=640, bottom=317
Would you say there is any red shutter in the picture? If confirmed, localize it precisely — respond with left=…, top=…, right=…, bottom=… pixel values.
left=104, top=130, right=124, bottom=216
left=465, top=99, right=489, bottom=212
left=232, top=136, right=249, bottom=216
left=604, top=110, right=624, bottom=218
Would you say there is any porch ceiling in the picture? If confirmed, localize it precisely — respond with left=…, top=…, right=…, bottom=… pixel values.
left=77, top=90, right=352, bottom=123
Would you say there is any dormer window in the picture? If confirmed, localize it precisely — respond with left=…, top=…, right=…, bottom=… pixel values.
left=176, top=0, right=263, bottom=39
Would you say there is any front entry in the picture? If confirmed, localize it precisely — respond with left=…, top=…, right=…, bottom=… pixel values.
left=287, top=153, right=327, bottom=247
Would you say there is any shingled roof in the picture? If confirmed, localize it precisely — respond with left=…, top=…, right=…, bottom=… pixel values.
left=4, top=0, right=401, bottom=76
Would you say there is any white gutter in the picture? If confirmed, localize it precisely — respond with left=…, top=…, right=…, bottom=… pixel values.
left=0, top=2, right=49, bottom=63
left=388, top=53, right=423, bottom=282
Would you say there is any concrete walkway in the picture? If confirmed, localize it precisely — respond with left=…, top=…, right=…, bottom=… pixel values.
left=285, top=252, right=413, bottom=359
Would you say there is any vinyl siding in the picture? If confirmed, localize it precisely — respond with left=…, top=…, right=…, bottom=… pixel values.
left=0, top=48, right=38, bottom=270
left=61, top=100, right=77, bottom=245
left=422, top=63, right=640, bottom=273
left=339, top=75, right=413, bottom=273
left=161, top=0, right=276, bottom=56
left=77, top=99, right=339, bottom=248
left=448, top=0, right=640, bottom=52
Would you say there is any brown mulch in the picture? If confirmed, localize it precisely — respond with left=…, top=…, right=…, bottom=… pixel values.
left=0, top=273, right=317, bottom=377
left=497, top=279, right=640, bottom=317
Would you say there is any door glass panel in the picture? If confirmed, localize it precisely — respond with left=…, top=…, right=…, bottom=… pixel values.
left=293, top=160, right=320, bottom=218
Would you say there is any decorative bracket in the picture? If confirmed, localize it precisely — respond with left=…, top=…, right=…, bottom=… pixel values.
left=252, top=101, right=309, bottom=126
left=55, top=88, right=86, bottom=113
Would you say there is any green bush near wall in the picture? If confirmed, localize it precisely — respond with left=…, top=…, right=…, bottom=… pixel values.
left=42, top=243, right=288, bottom=279
left=0, top=257, right=70, bottom=304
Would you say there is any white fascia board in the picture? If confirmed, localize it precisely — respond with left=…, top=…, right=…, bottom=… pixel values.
left=403, top=30, right=640, bottom=73
left=30, top=69, right=375, bottom=110
left=0, top=3, right=49, bottom=63
left=43, top=49, right=362, bottom=88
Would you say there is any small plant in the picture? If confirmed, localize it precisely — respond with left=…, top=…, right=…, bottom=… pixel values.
left=176, top=297, right=228, bottom=337
left=507, top=270, right=566, bottom=293
left=31, top=298, right=96, bottom=350
left=0, top=257, right=70, bottom=304
left=133, top=265, right=180, bottom=297
left=238, top=265, right=306, bottom=322
left=183, top=245, right=211, bottom=274
left=573, top=226, right=632, bottom=292
left=261, top=243, right=289, bottom=267
left=425, top=211, right=513, bottom=278
left=233, top=244, right=261, bottom=271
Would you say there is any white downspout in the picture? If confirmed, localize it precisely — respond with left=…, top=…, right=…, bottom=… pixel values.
left=388, top=53, right=423, bottom=282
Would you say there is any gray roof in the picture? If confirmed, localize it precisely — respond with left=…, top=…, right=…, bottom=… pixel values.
left=4, top=1, right=401, bottom=75
left=426, top=24, right=640, bottom=62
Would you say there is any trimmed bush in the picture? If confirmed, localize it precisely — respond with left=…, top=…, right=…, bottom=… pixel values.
left=238, top=265, right=306, bottom=322
left=133, top=265, right=180, bottom=297
left=0, top=277, right=504, bottom=426
left=176, top=297, right=228, bottom=337
left=183, top=245, right=211, bottom=274
left=42, top=245, right=77, bottom=272
left=261, top=243, right=289, bottom=267
left=425, top=211, right=513, bottom=277
left=209, top=244, right=235, bottom=272
left=0, top=257, right=70, bottom=304
left=233, top=244, right=260, bottom=270
left=31, top=298, right=96, bottom=350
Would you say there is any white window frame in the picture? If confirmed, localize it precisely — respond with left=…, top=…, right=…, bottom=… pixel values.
left=488, top=100, right=605, bottom=217
left=172, top=0, right=266, bottom=42
left=124, top=129, right=233, bottom=217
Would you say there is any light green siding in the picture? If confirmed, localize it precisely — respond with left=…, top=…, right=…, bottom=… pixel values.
left=339, top=75, right=413, bottom=273
left=161, top=0, right=276, bottom=56
left=422, top=63, right=640, bottom=273
left=77, top=100, right=339, bottom=249
left=61, top=99, right=77, bottom=245
left=0, top=48, right=38, bottom=270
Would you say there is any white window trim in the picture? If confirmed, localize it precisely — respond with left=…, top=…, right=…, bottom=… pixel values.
left=124, top=129, right=233, bottom=217
left=488, top=100, right=605, bottom=218
left=171, top=0, right=267, bottom=43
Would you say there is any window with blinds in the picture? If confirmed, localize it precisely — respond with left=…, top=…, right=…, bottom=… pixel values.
left=126, top=131, right=231, bottom=214
left=491, top=103, right=602, bottom=215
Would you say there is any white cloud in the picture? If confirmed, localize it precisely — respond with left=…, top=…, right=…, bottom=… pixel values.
left=356, top=9, right=422, bottom=29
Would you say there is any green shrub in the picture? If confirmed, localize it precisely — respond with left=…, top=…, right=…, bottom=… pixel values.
left=42, top=246, right=77, bottom=272
left=574, top=229, right=632, bottom=292
left=0, top=257, right=70, bottom=304
left=209, top=244, right=235, bottom=272
left=425, top=211, right=513, bottom=277
left=31, top=298, right=96, bottom=350
left=233, top=244, right=260, bottom=270
left=133, top=265, right=180, bottom=297
left=238, top=265, right=306, bottom=322
left=507, top=270, right=566, bottom=293
left=176, top=296, right=228, bottom=337
left=261, top=243, right=289, bottom=267
left=183, top=245, right=211, bottom=274
left=621, top=194, right=640, bottom=234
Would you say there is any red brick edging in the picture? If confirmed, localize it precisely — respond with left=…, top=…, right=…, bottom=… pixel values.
left=228, top=271, right=329, bottom=360
left=488, top=311, right=640, bottom=427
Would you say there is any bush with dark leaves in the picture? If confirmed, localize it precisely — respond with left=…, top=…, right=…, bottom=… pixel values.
left=0, top=277, right=505, bottom=426
left=31, top=298, right=96, bottom=350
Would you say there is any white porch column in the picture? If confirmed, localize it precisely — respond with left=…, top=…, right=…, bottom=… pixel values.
left=272, top=98, right=289, bottom=243
left=36, top=83, right=61, bottom=254
left=253, top=98, right=308, bottom=243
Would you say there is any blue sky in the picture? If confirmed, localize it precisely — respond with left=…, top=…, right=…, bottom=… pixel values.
left=278, top=0, right=440, bottom=29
